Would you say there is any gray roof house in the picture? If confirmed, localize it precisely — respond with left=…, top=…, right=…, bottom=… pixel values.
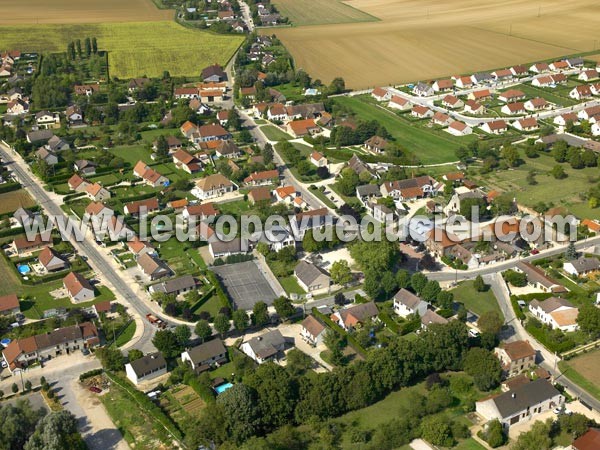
left=563, top=257, right=600, bottom=276
left=356, top=184, right=382, bottom=205
left=181, top=339, right=228, bottom=372
left=476, top=379, right=563, bottom=428
left=294, top=260, right=330, bottom=292
left=137, top=253, right=172, bottom=281
left=240, top=329, right=291, bottom=363
left=148, top=275, right=196, bottom=296
left=35, top=148, right=58, bottom=166
left=125, top=352, right=167, bottom=385
left=393, top=288, right=428, bottom=317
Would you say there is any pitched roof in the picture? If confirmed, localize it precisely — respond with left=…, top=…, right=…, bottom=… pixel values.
left=185, top=202, right=219, bottom=217
left=339, top=301, right=379, bottom=327
left=185, top=339, right=226, bottom=365
left=245, top=330, right=286, bottom=360
left=517, top=262, right=566, bottom=292
left=137, top=253, right=170, bottom=277
left=38, top=246, right=64, bottom=268
left=0, top=294, right=19, bottom=313
left=128, top=352, right=167, bottom=377
left=12, top=233, right=52, bottom=251
left=216, top=140, right=241, bottom=156
left=127, top=237, right=155, bottom=255
left=248, top=186, right=272, bottom=203
left=500, top=340, right=535, bottom=361
left=199, top=124, right=229, bottom=138
left=125, top=198, right=160, bottom=215
left=151, top=275, right=196, bottom=295
left=529, top=296, right=574, bottom=314
left=566, top=257, right=600, bottom=273
left=301, top=315, right=326, bottom=338
left=63, top=272, right=93, bottom=296
left=572, top=429, right=600, bottom=450
left=421, top=309, right=448, bottom=326
left=294, top=260, right=329, bottom=286
left=550, top=308, right=579, bottom=327
left=288, top=119, right=318, bottom=136
left=244, top=169, right=279, bottom=183
left=195, top=174, right=233, bottom=191
left=485, top=379, right=560, bottom=418
left=393, top=288, right=423, bottom=309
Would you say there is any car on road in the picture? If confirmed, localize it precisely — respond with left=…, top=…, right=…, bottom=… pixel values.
left=81, top=348, right=90, bottom=356
left=89, top=386, right=102, bottom=393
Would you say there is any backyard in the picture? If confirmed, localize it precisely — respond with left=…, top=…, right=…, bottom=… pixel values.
left=450, top=280, right=503, bottom=318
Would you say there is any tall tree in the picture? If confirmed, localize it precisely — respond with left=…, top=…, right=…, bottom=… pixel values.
left=213, top=314, right=230, bottom=338
left=195, top=319, right=212, bottom=342
left=232, top=310, right=249, bottom=332
left=252, top=301, right=270, bottom=327
left=84, top=37, right=91, bottom=57
left=91, top=37, right=98, bottom=53
left=330, top=260, right=352, bottom=286
left=152, top=329, right=181, bottom=358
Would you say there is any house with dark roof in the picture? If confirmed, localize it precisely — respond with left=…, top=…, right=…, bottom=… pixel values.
left=494, top=340, right=536, bottom=377
left=124, top=198, right=160, bottom=216
left=125, top=352, right=167, bottom=385
left=215, top=140, right=241, bottom=158
left=209, top=237, right=248, bottom=259
left=201, top=64, right=227, bottom=82
left=563, top=257, right=600, bottom=277
left=393, top=288, right=428, bottom=317
left=241, top=329, right=290, bottom=363
left=420, top=309, right=449, bottom=329
left=11, top=233, right=53, bottom=256
left=181, top=339, right=228, bottom=372
left=148, top=275, right=196, bottom=297
left=294, top=260, right=330, bottom=292
left=476, top=379, right=563, bottom=429
left=363, top=135, right=388, bottom=153
left=331, top=301, right=379, bottom=331
left=516, top=262, right=567, bottom=294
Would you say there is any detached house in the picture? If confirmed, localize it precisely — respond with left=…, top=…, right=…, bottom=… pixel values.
left=0, top=294, right=20, bottom=316
left=432, top=79, right=453, bottom=92
left=310, top=151, right=327, bottom=167
left=294, top=261, right=330, bottom=292
left=363, top=135, right=388, bottom=153
left=39, top=246, right=68, bottom=272
left=127, top=237, right=156, bottom=258
left=465, top=99, right=485, bottom=115
left=371, top=87, right=391, bottom=101
left=124, top=198, right=160, bottom=216
left=481, top=120, right=508, bottom=134
left=446, top=121, right=472, bottom=136
left=442, top=95, right=463, bottom=109
left=243, top=169, right=279, bottom=186
left=35, top=148, right=58, bottom=166
left=63, top=272, right=95, bottom=302
left=287, top=119, right=320, bottom=138
left=393, top=288, right=428, bottom=317
left=192, top=174, right=236, bottom=200
left=84, top=183, right=110, bottom=202
left=569, top=85, right=592, bottom=100
left=529, top=297, right=579, bottom=332
left=331, top=301, right=379, bottom=331
left=125, top=352, right=167, bottom=385
left=133, top=161, right=169, bottom=187
left=172, top=149, right=201, bottom=174
left=412, top=82, right=433, bottom=97
left=516, top=262, right=567, bottom=294
left=411, top=105, right=433, bottom=119
left=513, top=117, right=538, bottom=132
left=197, top=124, right=230, bottom=142
left=201, top=64, right=227, bottom=82
left=149, top=275, right=196, bottom=297
left=301, top=315, right=326, bottom=346
left=494, top=340, right=536, bottom=377
left=66, top=105, right=83, bottom=125
left=181, top=339, right=228, bottom=372
left=137, top=253, right=171, bottom=280
left=432, top=111, right=452, bottom=127
left=421, top=310, right=449, bottom=329
left=215, top=140, right=242, bottom=159
left=241, top=330, right=289, bottom=364
left=35, top=111, right=60, bottom=129
left=498, top=90, right=526, bottom=103
left=524, top=98, right=547, bottom=111
left=563, top=257, right=600, bottom=276
left=388, top=95, right=411, bottom=110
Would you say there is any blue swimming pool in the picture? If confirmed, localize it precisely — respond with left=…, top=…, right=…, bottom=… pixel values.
left=214, top=382, right=233, bottom=394
left=17, top=264, right=31, bottom=274
left=1, top=338, right=11, bottom=348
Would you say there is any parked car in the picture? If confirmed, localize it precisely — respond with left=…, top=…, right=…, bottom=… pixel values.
left=89, top=386, right=102, bottom=393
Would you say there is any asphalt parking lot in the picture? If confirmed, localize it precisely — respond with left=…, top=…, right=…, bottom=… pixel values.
left=211, top=260, right=278, bottom=310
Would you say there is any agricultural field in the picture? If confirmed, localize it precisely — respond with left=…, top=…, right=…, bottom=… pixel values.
left=473, top=151, right=599, bottom=219
left=273, top=0, right=377, bottom=26
left=559, top=349, right=600, bottom=401
left=333, top=95, right=474, bottom=164
left=0, top=189, right=36, bottom=215
left=0, top=21, right=244, bottom=79
left=271, top=0, right=600, bottom=88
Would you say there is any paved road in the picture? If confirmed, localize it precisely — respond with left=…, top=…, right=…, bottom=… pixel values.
left=0, top=144, right=157, bottom=353
left=487, top=273, right=600, bottom=413
left=238, top=0, right=255, bottom=31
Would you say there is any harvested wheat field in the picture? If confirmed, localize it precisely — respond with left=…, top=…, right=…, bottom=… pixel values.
left=272, top=0, right=600, bottom=88
left=0, top=0, right=172, bottom=24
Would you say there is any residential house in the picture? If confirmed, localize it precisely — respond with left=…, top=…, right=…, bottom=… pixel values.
left=421, top=310, right=449, bottom=329
left=12, top=208, right=34, bottom=227
left=248, top=186, right=272, bottom=205
left=432, top=79, right=454, bottom=92
left=563, top=257, right=600, bottom=276
left=331, top=301, right=379, bottom=331
left=45, top=135, right=70, bottom=152
left=371, top=87, right=391, bottom=102
left=128, top=78, right=150, bottom=92
left=356, top=184, right=382, bottom=206
left=35, top=111, right=60, bottom=129
left=571, top=429, right=600, bottom=450
left=529, top=297, right=579, bottom=331
left=125, top=352, right=167, bottom=385
left=570, top=85, right=593, bottom=100
left=84, top=183, right=110, bottom=202
left=74, top=84, right=99, bottom=96
left=2, top=322, right=100, bottom=373
left=196, top=124, right=230, bottom=142
left=63, top=272, right=95, bottom=302
left=241, top=330, right=289, bottom=364
left=137, top=253, right=171, bottom=280
left=84, top=202, right=113, bottom=219
left=446, top=121, right=472, bottom=136
left=181, top=339, right=228, bottom=372
left=274, top=185, right=298, bottom=203
left=200, top=89, right=224, bottom=103
left=501, top=102, right=526, bottom=115
left=133, top=161, right=169, bottom=187
left=432, top=111, right=453, bottom=127
left=578, top=105, right=600, bottom=121
left=0, top=294, right=20, bottom=316
left=471, top=72, right=493, bottom=84
left=293, top=208, right=331, bottom=238
left=35, top=148, right=58, bottom=166
left=201, top=64, right=227, bottom=82
left=149, top=275, right=197, bottom=297
left=481, top=120, right=508, bottom=134
left=492, top=69, right=513, bottom=81
left=565, top=57, right=584, bottom=68
left=7, top=98, right=28, bottom=115
left=287, top=119, right=320, bottom=138
left=411, top=105, right=433, bottom=119
left=412, top=82, right=433, bottom=97
left=516, top=262, right=567, bottom=294
left=363, top=135, right=388, bottom=153
left=475, top=379, right=563, bottom=429
left=154, top=136, right=183, bottom=152
left=74, top=159, right=97, bottom=176
left=388, top=95, right=411, bottom=110
left=243, top=169, right=279, bottom=186
left=294, top=260, right=330, bottom=292
left=524, top=98, right=548, bottom=111
left=513, top=117, right=539, bottom=132
left=393, top=288, right=428, bottom=317
left=549, top=60, right=569, bottom=71
left=26, top=129, right=53, bottom=144
left=468, top=89, right=492, bottom=101
left=182, top=203, right=219, bottom=222
left=172, top=149, right=201, bottom=174
left=209, top=237, right=248, bottom=259
left=347, top=154, right=377, bottom=179
left=529, top=62, right=550, bottom=73
left=216, top=110, right=229, bottom=126
left=215, top=140, right=241, bottom=159
left=180, top=121, right=199, bottom=139
left=442, top=95, right=463, bottom=109
left=498, top=90, right=526, bottom=103
left=310, top=151, right=327, bottom=167
left=464, top=100, right=485, bottom=115
left=554, top=113, right=579, bottom=127
left=425, top=228, right=460, bottom=258
left=444, top=189, right=485, bottom=215
left=38, top=246, right=68, bottom=272
left=494, top=340, right=536, bottom=377
left=191, top=174, right=236, bottom=200
left=532, top=75, right=554, bottom=87
left=11, top=233, right=52, bottom=256
left=454, top=76, right=473, bottom=88
left=301, top=315, right=326, bottom=346
left=124, top=198, right=160, bottom=216
left=578, top=69, right=599, bottom=81
left=127, top=237, right=156, bottom=258
left=380, top=175, right=439, bottom=200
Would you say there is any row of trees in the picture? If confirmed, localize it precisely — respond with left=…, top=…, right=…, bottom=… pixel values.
left=66, top=37, right=99, bottom=60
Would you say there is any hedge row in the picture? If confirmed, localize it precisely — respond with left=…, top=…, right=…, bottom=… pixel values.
left=189, top=286, right=216, bottom=313
left=205, top=271, right=232, bottom=310
left=0, top=182, right=21, bottom=194
left=509, top=296, right=527, bottom=320
left=79, top=368, right=103, bottom=381
left=312, top=307, right=367, bottom=357
left=378, top=311, right=399, bottom=334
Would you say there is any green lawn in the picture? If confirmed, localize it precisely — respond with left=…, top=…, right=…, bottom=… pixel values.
left=454, top=438, right=487, bottom=450
left=450, top=280, right=503, bottom=318
left=558, top=351, right=600, bottom=402
left=308, top=186, right=337, bottom=209
left=115, top=320, right=137, bottom=347
left=279, top=276, right=305, bottom=295
left=474, top=151, right=600, bottom=219
left=333, top=95, right=477, bottom=164
left=157, top=236, right=206, bottom=275
left=195, top=294, right=223, bottom=319
left=513, top=83, right=579, bottom=107
left=110, top=144, right=153, bottom=167
left=260, top=125, right=292, bottom=142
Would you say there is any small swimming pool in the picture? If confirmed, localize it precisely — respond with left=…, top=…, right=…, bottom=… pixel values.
left=1, top=338, right=11, bottom=348
left=214, top=382, right=233, bottom=394
left=17, top=264, right=31, bottom=275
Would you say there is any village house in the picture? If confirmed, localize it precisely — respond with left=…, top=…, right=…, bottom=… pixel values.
left=12, top=208, right=35, bottom=227
left=516, top=262, right=567, bottom=294
left=363, top=135, right=388, bottom=153
left=74, top=159, right=97, bottom=176
left=201, top=64, right=227, bottom=82
left=300, top=315, right=326, bottom=346
left=421, top=310, right=449, bottom=329
left=444, top=188, right=485, bottom=215
left=569, top=85, right=593, bottom=100
left=331, top=301, right=379, bottom=331
left=196, top=124, right=230, bottom=142
left=524, top=97, right=548, bottom=111
left=411, top=105, right=433, bottom=119
left=125, top=352, right=167, bottom=385
left=128, top=78, right=151, bottom=92
left=393, top=288, right=428, bottom=318
left=471, top=72, right=493, bottom=84
left=446, top=121, right=472, bottom=136
left=74, top=84, right=99, bottom=96
left=425, top=228, right=460, bottom=258
left=310, top=151, right=327, bottom=167
left=454, top=75, right=473, bottom=88
left=294, top=260, right=330, bottom=292
left=565, top=57, right=584, bottom=68
left=468, top=89, right=492, bottom=101
left=174, top=87, right=200, bottom=100
left=494, top=340, right=536, bottom=377
left=85, top=202, right=113, bottom=219
left=432, top=111, right=453, bottom=127
left=248, top=186, right=272, bottom=205
left=11, top=233, right=52, bottom=256
left=287, top=119, right=320, bottom=138
left=200, top=89, right=224, bottom=103
left=182, top=203, right=219, bottom=222
left=149, top=275, right=196, bottom=297
left=7, top=98, right=29, bottom=115
left=492, top=69, right=513, bottom=81
left=579, top=69, right=599, bottom=81
left=45, top=135, right=70, bottom=152
left=498, top=90, right=526, bottom=103
left=63, top=272, right=95, bottom=302
left=578, top=105, right=600, bottom=121
left=35, top=111, right=60, bottom=129
left=388, top=95, right=411, bottom=110
left=412, top=82, right=434, bottom=97
left=529, top=62, right=550, bottom=73
left=209, top=237, right=248, bottom=259
left=243, top=169, right=279, bottom=187
left=347, top=154, right=377, bottom=179
left=554, top=112, right=579, bottom=127
left=442, top=95, right=463, bottom=109
left=571, top=429, right=600, bottom=450
left=432, top=79, right=454, bottom=92
left=124, top=198, right=160, bottom=216
left=35, top=148, right=58, bottom=166
left=476, top=379, right=563, bottom=429
left=380, top=175, right=439, bottom=201
left=191, top=174, right=236, bottom=200
left=84, top=183, right=110, bottom=202
left=137, top=253, right=171, bottom=281
left=189, top=99, right=212, bottom=115
left=241, top=330, right=290, bottom=364
left=154, top=136, right=183, bottom=153
left=513, top=117, right=539, bottom=132
left=549, top=60, right=569, bottom=71
left=180, top=121, right=199, bottom=139
left=2, top=322, right=100, bottom=373
left=356, top=184, right=382, bottom=206
left=172, top=149, right=201, bottom=174
left=501, top=102, right=526, bottom=115
left=215, top=140, right=242, bottom=159
left=274, top=185, right=298, bottom=204
left=26, top=130, right=53, bottom=144
left=464, top=99, right=485, bottom=115
left=38, top=246, right=68, bottom=272
left=0, top=294, right=20, bottom=316
left=181, top=339, right=228, bottom=372
left=371, top=87, right=391, bottom=102
left=127, top=237, right=156, bottom=258
left=133, top=161, right=169, bottom=187
left=529, top=297, right=579, bottom=332
left=563, top=257, right=600, bottom=277
left=481, top=120, right=508, bottom=134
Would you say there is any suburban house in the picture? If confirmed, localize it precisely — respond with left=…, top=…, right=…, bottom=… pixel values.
left=412, top=82, right=433, bottom=97
left=501, top=102, right=526, bottom=115
left=571, top=429, right=600, bottom=450
left=201, top=64, right=227, bottom=82
left=529, top=297, right=579, bottom=332
left=468, top=89, right=492, bottom=101
left=444, top=189, right=485, bottom=215
left=243, top=169, right=279, bottom=187
left=172, top=150, right=201, bottom=174
left=63, top=272, right=95, bottom=302
left=524, top=98, right=548, bottom=111
left=127, top=237, right=156, bottom=258
left=331, top=302, right=379, bottom=331
left=549, top=60, right=569, bottom=71
left=68, top=174, right=88, bottom=192
left=209, top=237, right=248, bottom=259
left=274, top=185, right=298, bottom=203
left=241, top=330, right=290, bottom=363
left=498, top=90, right=526, bottom=103
left=393, top=288, right=428, bottom=318
left=137, top=253, right=171, bottom=280
left=133, top=161, right=169, bottom=187
left=554, top=112, right=579, bottom=127
left=300, top=315, right=326, bottom=346
left=421, top=310, right=449, bottom=329
left=432, top=79, right=454, bottom=92
left=215, top=140, right=242, bottom=159
left=85, top=202, right=113, bottom=219
left=0, top=294, right=20, bottom=316
left=464, top=100, right=485, bottom=115
left=529, top=62, right=550, bottom=73
left=180, top=121, right=199, bottom=139
left=294, top=260, right=331, bottom=292
left=124, top=198, right=160, bottom=216
left=494, top=340, right=536, bottom=377
left=287, top=119, right=320, bottom=138
left=511, top=65, right=528, bottom=76
left=149, top=275, right=196, bottom=297
left=45, top=135, right=70, bottom=152
left=35, top=148, right=58, bottom=166
left=425, top=228, right=460, bottom=258
left=471, top=72, right=493, bottom=84
left=481, top=120, right=508, bottom=134
left=388, top=95, right=411, bottom=110
left=38, top=246, right=68, bottom=272
left=84, top=183, right=110, bottom=202
left=563, top=257, right=600, bottom=276
left=515, top=262, right=567, bottom=294
left=492, top=69, right=513, bottom=81
left=182, top=202, right=219, bottom=221
left=446, top=121, right=472, bottom=136
left=11, top=233, right=53, bottom=256
left=380, top=175, right=439, bottom=201
left=35, top=111, right=60, bottom=129
left=191, top=174, right=236, bottom=200
left=442, top=95, right=463, bottom=109
left=570, top=85, right=593, bottom=100
left=310, top=151, right=327, bottom=167
left=248, top=186, right=272, bottom=205
left=411, top=105, right=433, bottom=119
left=125, top=352, right=167, bottom=385
left=195, top=124, right=230, bottom=143
left=74, top=159, right=97, bottom=176
left=74, top=84, right=99, bottom=96
left=454, top=76, right=473, bottom=88
left=181, top=339, right=228, bottom=372
left=475, top=379, right=563, bottom=429
left=432, top=111, right=453, bottom=127
left=2, top=322, right=100, bottom=373
left=364, top=135, right=388, bottom=153
left=513, top=117, right=539, bottom=132
left=371, top=87, right=391, bottom=102
left=579, top=69, right=599, bottom=81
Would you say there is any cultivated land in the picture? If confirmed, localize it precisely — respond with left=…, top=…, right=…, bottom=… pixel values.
left=273, top=0, right=377, bottom=26
left=0, top=22, right=244, bottom=79
left=559, top=349, right=600, bottom=401
left=0, top=0, right=173, bottom=24
left=0, top=189, right=36, bottom=215
left=271, top=0, right=600, bottom=88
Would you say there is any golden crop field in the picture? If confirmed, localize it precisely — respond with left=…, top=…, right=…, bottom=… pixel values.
left=0, top=22, right=244, bottom=79
left=272, top=0, right=600, bottom=88
left=273, top=0, right=377, bottom=26
left=0, top=0, right=172, bottom=24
